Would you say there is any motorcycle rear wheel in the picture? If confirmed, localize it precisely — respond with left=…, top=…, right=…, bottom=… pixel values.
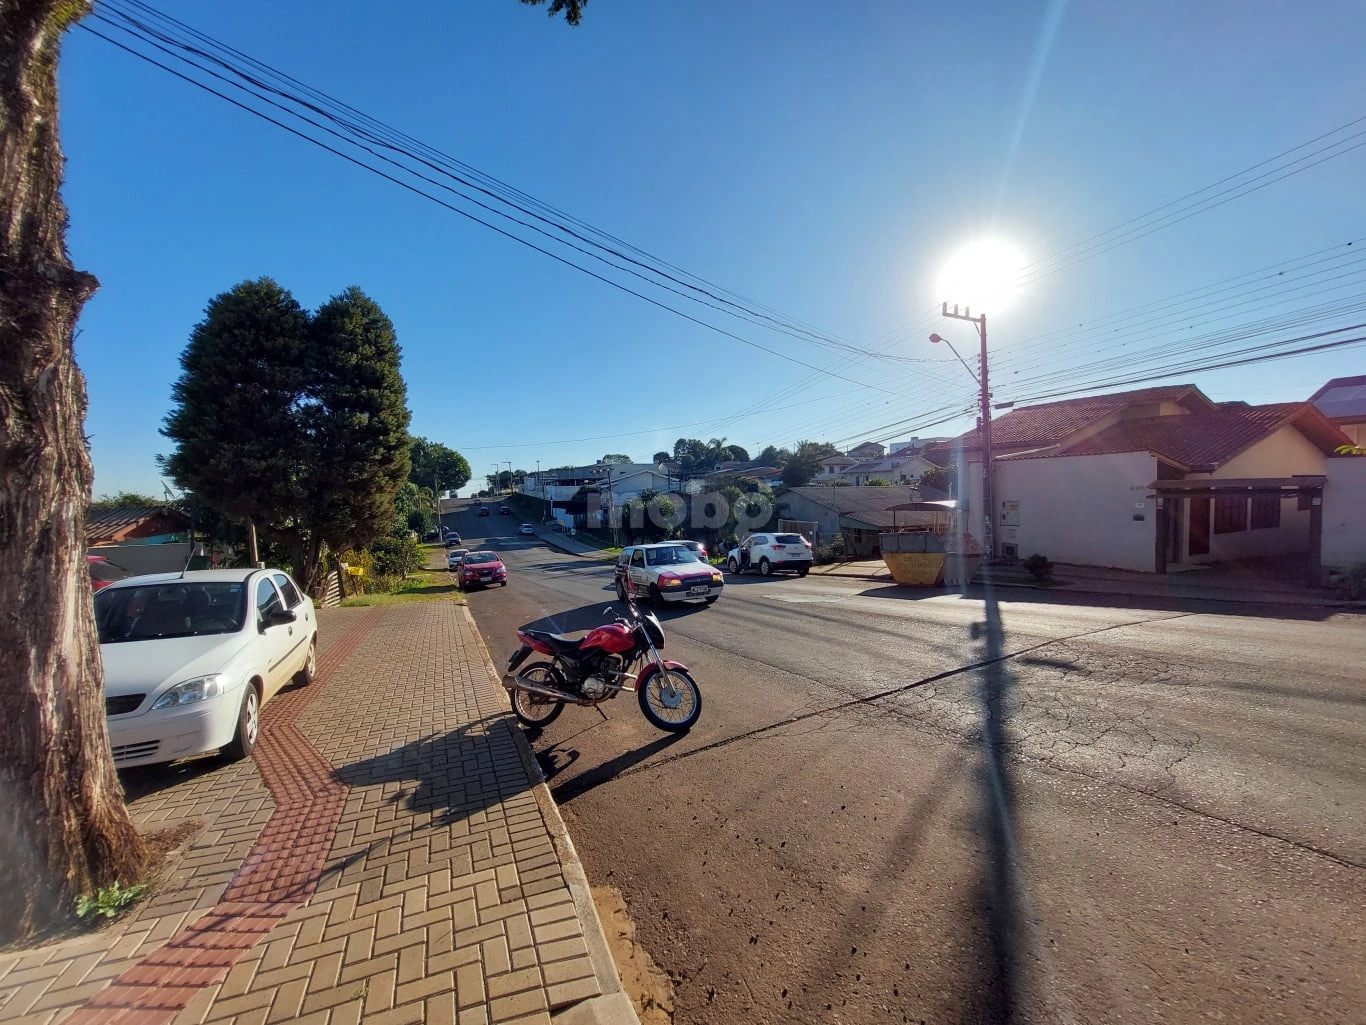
left=638, top=667, right=701, bottom=733
left=511, top=663, right=566, bottom=728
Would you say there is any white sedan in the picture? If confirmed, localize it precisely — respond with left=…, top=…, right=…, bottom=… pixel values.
left=96, top=569, right=317, bottom=768
left=519, top=523, right=536, bottom=535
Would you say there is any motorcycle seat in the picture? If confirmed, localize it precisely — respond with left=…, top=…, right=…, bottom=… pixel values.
left=525, top=629, right=584, bottom=653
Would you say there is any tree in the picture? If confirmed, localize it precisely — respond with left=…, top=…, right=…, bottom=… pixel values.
left=0, top=0, right=147, bottom=942
left=918, top=463, right=958, bottom=496
left=756, top=444, right=791, bottom=468
left=292, top=286, right=411, bottom=589
left=409, top=436, right=471, bottom=494
left=0, top=0, right=584, bottom=947
left=652, top=450, right=671, bottom=465
left=161, top=278, right=312, bottom=564
left=601, top=453, right=632, bottom=464
left=782, top=440, right=840, bottom=488
left=672, top=437, right=708, bottom=473
left=521, top=0, right=587, bottom=24
left=90, top=490, right=161, bottom=509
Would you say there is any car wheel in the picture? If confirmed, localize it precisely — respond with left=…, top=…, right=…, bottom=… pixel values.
left=501, top=580, right=507, bottom=587
left=798, top=566, right=809, bottom=577
left=759, top=557, right=772, bottom=576
left=705, top=596, right=719, bottom=605
left=616, top=580, right=629, bottom=602
left=649, top=584, right=664, bottom=607
left=727, top=559, right=740, bottom=575
left=221, top=683, right=261, bottom=762
left=292, top=639, right=317, bottom=686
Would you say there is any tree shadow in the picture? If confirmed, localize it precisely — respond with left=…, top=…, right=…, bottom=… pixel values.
left=333, top=715, right=532, bottom=830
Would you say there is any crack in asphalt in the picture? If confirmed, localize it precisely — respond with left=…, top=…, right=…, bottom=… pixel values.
left=610, top=611, right=1193, bottom=778
left=603, top=611, right=1366, bottom=874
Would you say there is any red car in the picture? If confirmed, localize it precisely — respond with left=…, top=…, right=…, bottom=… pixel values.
left=459, top=551, right=507, bottom=589
left=88, top=555, right=131, bottom=591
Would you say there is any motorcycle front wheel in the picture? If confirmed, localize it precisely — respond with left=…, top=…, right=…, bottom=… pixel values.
left=511, top=663, right=566, bottom=728
left=638, top=667, right=702, bottom=733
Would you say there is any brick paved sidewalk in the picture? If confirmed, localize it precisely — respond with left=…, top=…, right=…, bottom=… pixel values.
left=0, top=601, right=637, bottom=1025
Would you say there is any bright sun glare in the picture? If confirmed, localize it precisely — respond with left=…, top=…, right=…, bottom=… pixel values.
left=936, top=239, right=1026, bottom=313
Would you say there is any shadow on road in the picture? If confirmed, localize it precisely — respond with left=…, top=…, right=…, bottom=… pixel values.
left=544, top=732, right=687, bottom=804
left=963, top=584, right=1027, bottom=1025
left=858, top=581, right=1343, bottom=621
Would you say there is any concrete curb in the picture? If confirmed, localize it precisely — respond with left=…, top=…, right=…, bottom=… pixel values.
left=460, top=604, right=641, bottom=1025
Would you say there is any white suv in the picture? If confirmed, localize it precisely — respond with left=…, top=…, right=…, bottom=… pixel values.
left=727, top=532, right=813, bottom=577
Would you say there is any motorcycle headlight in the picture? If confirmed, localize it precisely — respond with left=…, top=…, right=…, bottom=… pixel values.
left=152, top=674, right=230, bottom=710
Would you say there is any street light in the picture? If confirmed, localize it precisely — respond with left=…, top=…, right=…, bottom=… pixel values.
left=934, top=240, right=1024, bottom=562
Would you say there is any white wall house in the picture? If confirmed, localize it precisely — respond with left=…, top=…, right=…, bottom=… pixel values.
left=955, top=386, right=1350, bottom=573
left=1322, top=456, right=1366, bottom=574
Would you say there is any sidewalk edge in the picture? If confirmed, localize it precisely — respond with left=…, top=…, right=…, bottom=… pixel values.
left=459, top=604, right=639, bottom=1025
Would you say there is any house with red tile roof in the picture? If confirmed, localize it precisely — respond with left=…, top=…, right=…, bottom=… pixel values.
left=949, top=384, right=1351, bottom=575
left=1309, top=375, right=1366, bottom=447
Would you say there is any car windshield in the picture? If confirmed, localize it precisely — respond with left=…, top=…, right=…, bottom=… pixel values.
left=775, top=534, right=805, bottom=544
left=647, top=547, right=698, bottom=566
left=96, top=582, right=248, bottom=643
left=465, top=553, right=499, bottom=565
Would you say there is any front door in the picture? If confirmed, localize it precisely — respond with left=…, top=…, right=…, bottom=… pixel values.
left=628, top=549, right=649, bottom=596
left=1188, top=497, right=1211, bottom=557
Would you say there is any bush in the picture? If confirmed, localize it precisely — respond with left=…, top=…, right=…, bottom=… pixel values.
left=1022, top=553, right=1054, bottom=585
left=1333, top=562, right=1366, bottom=600
left=370, top=533, right=423, bottom=578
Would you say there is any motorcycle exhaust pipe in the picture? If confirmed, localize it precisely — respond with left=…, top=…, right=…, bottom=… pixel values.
left=502, top=672, right=591, bottom=706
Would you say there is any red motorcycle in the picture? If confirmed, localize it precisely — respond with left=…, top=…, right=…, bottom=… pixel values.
left=502, top=602, right=702, bottom=732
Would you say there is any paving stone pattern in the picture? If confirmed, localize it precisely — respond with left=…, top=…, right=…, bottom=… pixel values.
left=0, top=599, right=601, bottom=1025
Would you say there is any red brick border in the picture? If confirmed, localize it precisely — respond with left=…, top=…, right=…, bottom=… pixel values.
left=63, top=608, right=386, bottom=1025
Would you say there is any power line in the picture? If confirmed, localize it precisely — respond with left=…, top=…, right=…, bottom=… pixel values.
left=80, top=18, right=931, bottom=398
left=90, top=1, right=941, bottom=369
left=1018, top=117, right=1366, bottom=284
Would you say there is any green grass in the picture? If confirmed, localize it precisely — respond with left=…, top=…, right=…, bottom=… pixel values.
left=75, top=881, right=147, bottom=921
left=340, top=570, right=464, bottom=607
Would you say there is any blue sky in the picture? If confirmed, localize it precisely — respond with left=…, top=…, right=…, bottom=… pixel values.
left=61, top=0, right=1365, bottom=497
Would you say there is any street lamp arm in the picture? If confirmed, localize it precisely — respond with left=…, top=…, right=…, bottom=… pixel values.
left=928, top=333, right=980, bottom=385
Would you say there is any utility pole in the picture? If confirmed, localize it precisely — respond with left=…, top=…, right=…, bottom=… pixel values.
left=940, top=303, right=996, bottom=561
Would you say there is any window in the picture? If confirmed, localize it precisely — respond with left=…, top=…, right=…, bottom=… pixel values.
left=630, top=550, right=645, bottom=569
left=273, top=573, right=303, bottom=609
left=1213, top=496, right=1248, bottom=534
left=256, top=578, right=283, bottom=621
left=1250, top=495, right=1281, bottom=530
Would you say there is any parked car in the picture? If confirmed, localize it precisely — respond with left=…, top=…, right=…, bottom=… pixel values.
left=727, top=532, right=813, bottom=576
left=446, top=547, right=470, bottom=570
left=88, top=554, right=131, bottom=591
left=663, top=539, right=709, bottom=564
left=500, top=506, right=512, bottom=515
left=459, top=551, right=507, bottom=589
left=96, top=569, right=317, bottom=768
left=443, top=533, right=464, bottom=548
left=519, top=523, right=536, bottom=536
left=615, top=543, right=724, bottom=606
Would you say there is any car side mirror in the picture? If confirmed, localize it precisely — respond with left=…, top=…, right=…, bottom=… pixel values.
left=267, top=608, right=297, bottom=627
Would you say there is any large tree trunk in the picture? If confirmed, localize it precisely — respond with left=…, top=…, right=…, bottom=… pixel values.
left=0, top=0, right=146, bottom=942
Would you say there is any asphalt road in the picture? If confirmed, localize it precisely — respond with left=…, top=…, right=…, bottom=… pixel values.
left=449, top=501, right=1366, bottom=1025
